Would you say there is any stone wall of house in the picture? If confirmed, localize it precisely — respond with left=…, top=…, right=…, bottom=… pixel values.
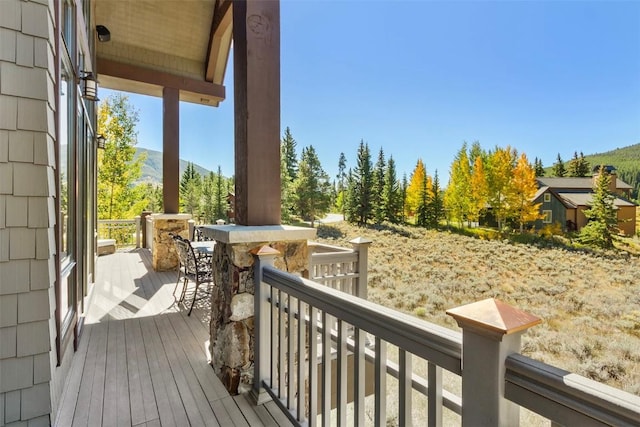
left=209, top=239, right=309, bottom=394
left=0, top=0, right=58, bottom=425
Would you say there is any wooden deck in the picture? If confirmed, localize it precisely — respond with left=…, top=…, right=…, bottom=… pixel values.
left=56, top=248, right=293, bottom=427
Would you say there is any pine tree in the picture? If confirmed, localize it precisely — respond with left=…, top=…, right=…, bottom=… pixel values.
left=534, top=157, right=545, bottom=177
left=201, top=171, right=216, bottom=223
left=346, top=141, right=373, bottom=225
left=336, top=152, right=347, bottom=214
left=400, top=173, right=408, bottom=224
left=214, top=166, right=227, bottom=221
left=469, top=156, right=488, bottom=224
left=444, top=143, right=471, bottom=226
left=281, top=127, right=298, bottom=182
left=415, top=164, right=429, bottom=227
left=427, top=170, right=444, bottom=228
left=568, top=151, right=581, bottom=177
left=579, top=165, right=618, bottom=248
left=383, top=156, right=402, bottom=223
left=180, top=162, right=202, bottom=216
left=552, top=153, right=566, bottom=177
left=577, top=152, right=591, bottom=177
left=510, top=153, right=542, bottom=232
left=292, top=146, right=332, bottom=226
left=372, top=148, right=386, bottom=224
left=406, top=159, right=427, bottom=220
left=97, top=94, right=146, bottom=220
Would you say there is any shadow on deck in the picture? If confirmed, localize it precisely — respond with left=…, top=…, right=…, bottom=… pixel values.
left=56, top=249, right=292, bottom=427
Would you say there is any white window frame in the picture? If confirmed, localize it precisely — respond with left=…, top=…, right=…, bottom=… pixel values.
left=542, top=210, right=552, bottom=223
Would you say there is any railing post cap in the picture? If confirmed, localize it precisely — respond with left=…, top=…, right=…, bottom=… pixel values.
left=249, top=245, right=281, bottom=257
left=446, top=298, right=541, bottom=340
left=350, top=237, right=373, bottom=245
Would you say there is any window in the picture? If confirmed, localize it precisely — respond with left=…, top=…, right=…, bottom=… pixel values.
left=542, top=210, right=552, bottom=224
left=544, top=193, right=551, bottom=203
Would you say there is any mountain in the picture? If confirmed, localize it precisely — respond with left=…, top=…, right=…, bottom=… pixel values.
left=134, top=147, right=212, bottom=185
left=545, top=143, right=640, bottom=200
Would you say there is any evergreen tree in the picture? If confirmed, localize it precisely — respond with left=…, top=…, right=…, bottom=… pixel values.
left=568, top=151, right=581, bottom=177
left=469, top=156, right=488, bottom=224
left=214, top=166, right=227, bottom=220
left=552, top=153, right=566, bottom=177
left=372, top=148, right=386, bottom=224
left=415, top=165, right=430, bottom=227
left=577, top=152, right=591, bottom=177
left=201, top=172, right=216, bottom=223
left=534, top=157, right=545, bottom=177
left=579, top=165, right=618, bottom=248
left=180, top=162, right=202, bottom=216
left=510, top=153, right=542, bottom=232
left=348, top=141, right=374, bottom=225
left=383, top=156, right=402, bottom=223
left=427, top=170, right=444, bottom=228
left=406, top=159, right=427, bottom=220
left=97, top=94, right=146, bottom=220
left=280, top=147, right=293, bottom=223
left=336, top=152, right=347, bottom=214
left=281, top=127, right=298, bottom=182
left=292, top=146, right=332, bottom=226
left=444, top=143, right=471, bottom=226
left=400, top=173, right=408, bottom=223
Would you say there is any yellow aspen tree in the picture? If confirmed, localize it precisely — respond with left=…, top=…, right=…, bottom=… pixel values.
left=469, top=155, right=488, bottom=224
left=486, top=146, right=516, bottom=230
left=444, top=143, right=471, bottom=227
left=511, top=153, right=542, bottom=232
left=406, top=159, right=426, bottom=219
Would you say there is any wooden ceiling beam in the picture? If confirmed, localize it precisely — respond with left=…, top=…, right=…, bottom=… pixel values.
left=97, top=57, right=226, bottom=102
left=205, top=0, right=233, bottom=84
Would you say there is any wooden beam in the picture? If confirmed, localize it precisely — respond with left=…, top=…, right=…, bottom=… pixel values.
left=163, top=87, right=180, bottom=214
left=233, top=0, right=281, bottom=225
left=206, top=0, right=233, bottom=84
left=97, top=58, right=225, bottom=101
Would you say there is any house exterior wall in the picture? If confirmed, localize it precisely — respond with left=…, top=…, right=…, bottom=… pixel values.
left=0, top=0, right=58, bottom=425
left=617, top=206, right=636, bottom=236
left=533, top=192, right=567, bottom=231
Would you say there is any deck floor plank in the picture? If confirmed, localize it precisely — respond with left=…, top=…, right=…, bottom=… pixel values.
left=56, top=249, right=291, bottom=427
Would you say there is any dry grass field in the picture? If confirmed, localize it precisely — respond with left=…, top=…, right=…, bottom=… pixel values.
left=315, top=221, right=640, bottom=396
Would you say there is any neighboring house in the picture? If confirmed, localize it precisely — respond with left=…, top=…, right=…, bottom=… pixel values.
left=533, top=167, right=637, bottom=236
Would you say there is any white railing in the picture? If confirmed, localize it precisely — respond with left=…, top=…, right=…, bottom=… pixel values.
left=308, top=238, right=371, bottom=299
left=97, top=217, right=141, bottom=248
left=252, top=251, right=640, bottom=426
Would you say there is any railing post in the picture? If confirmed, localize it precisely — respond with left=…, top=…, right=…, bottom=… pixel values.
left=446, top=298, right=541, bottom=427
left=250, top=245, right=280, bottom=405
left=188, top=219, right=195, bottom=240
left=135, top=216, right=141, bottom=248
left=350, top=237, right=372, bottom=299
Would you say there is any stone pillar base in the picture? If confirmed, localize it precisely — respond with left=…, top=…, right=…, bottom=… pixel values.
left=201, top=225, right=317, bottom=394
left=151, top=213, right=191, bottom=271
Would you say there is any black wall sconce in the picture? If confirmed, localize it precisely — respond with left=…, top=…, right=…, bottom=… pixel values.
left=80, top=72, right=98, bottom=101
left=96, top=25, right=111, bottom=42
left=96, top=134, right=106, bottom=149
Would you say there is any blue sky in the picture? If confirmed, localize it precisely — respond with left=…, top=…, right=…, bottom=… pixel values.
left=102, top=0, right=640, bottom=183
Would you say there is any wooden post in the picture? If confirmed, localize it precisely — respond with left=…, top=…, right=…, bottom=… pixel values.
left=163, top=86, right=180, bottom=214
left=250, top=245, right=280, bottom=405
left=232, top=0, right=281, bottom=225
left=350, top=237, right=372, bottom=299
left=446, top=299, right=541, bottom=427
left=135, top=215, right=141, bottom=248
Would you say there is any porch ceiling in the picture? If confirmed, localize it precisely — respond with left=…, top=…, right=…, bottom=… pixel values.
left=94, top=0, right=231, bottom=106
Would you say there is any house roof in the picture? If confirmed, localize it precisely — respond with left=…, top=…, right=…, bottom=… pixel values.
left=556, top=192, right=637, bottom=208
left=537, top=177, right=633, bottom=190
left=95, top=0, right=231, bottom=106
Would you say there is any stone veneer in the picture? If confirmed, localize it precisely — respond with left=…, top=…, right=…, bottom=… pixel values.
left=201, top=225, right=316, bottom=394
left=151, top=213, right=191, bottom=271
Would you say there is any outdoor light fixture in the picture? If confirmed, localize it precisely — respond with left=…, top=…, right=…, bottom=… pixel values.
left=96, top=25, right=111, bottom=42
left=80, top=72, right=98, bottom=101
left=96, top=134, right=106, bottom=149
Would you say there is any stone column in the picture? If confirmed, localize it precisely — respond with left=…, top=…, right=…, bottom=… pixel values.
left=447, top=298, right=541, bottom=427
left=151, top=213, right=191, bottom=271
left=201, top=225, right=316, bottom=394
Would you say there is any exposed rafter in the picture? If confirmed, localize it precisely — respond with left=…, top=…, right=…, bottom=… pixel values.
left=206, top=0, right=233, bottom=84
left=97, top=58, right=225, bottom=106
